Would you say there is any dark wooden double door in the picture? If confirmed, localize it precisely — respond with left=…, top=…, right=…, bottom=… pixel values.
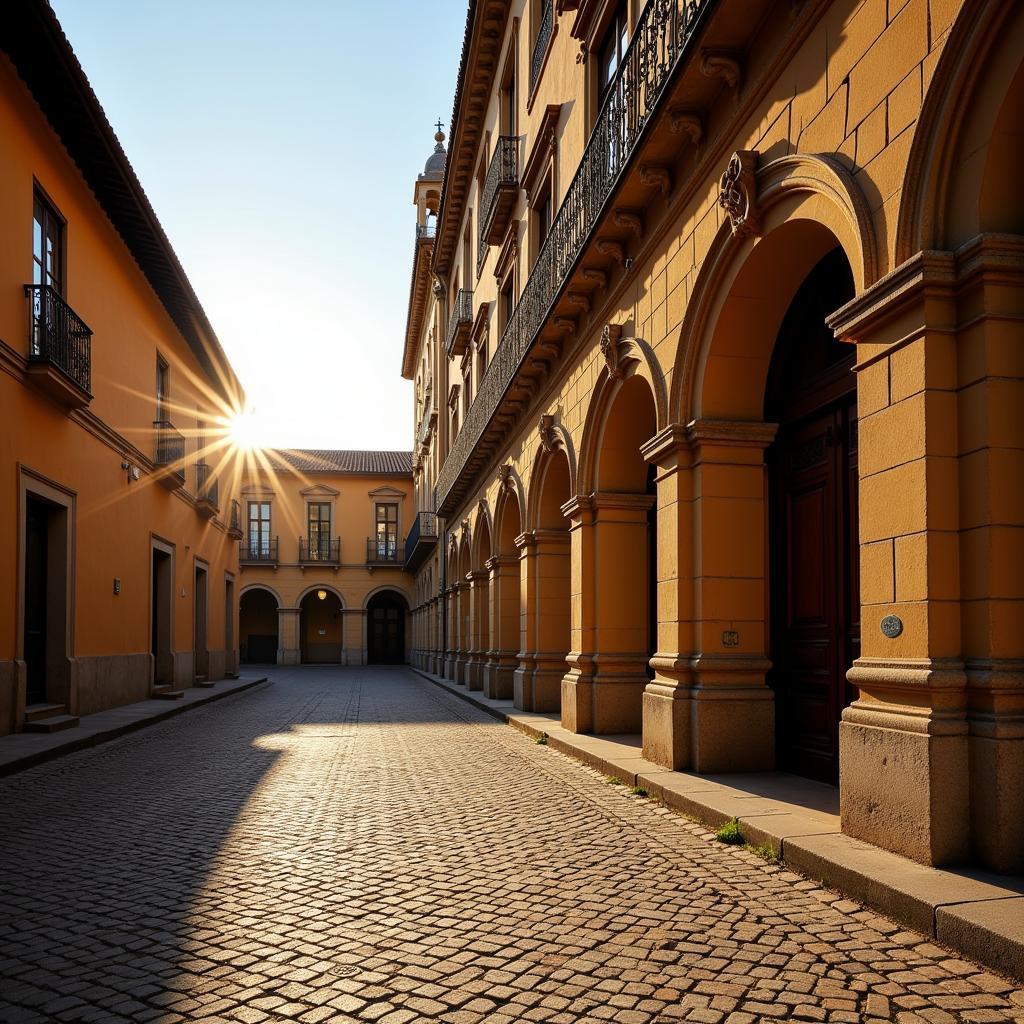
left=770, top=399, right=860, bottom=784
left=367, top=595, right=405, bottom=665
left=767, top=246, right=860, bottom=785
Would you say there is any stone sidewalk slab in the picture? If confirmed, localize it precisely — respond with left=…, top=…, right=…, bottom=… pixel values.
left=418, top=666, right=1024, bottom=982
left=0, top=674, right=268, bottom=777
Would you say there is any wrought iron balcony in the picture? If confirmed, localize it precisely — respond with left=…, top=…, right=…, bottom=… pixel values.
left=240, top=537, right=278, bottom=564
left=404, top=511, right=439, bottom=572
left=153, top=420, right=186, bottom=490
left=530, top=0, right=554, bottom=96
left=228, top=499, right=243, bottom=539
left=445, top=289, right=473, bottom=358
left=24, top=284, right=92, bottom=407
left=417, top=403, right=437, bottom=449
left=299, top=536, right=341, bottom=565
left=437, top=0, right=708, bottom=516
left=366, top=538, right=405, bottom=566
left=479, top=136, right=519, bottom=261
left=195, top=462, right=219, bottom=517
left=416, top=222, right=437, bottom=242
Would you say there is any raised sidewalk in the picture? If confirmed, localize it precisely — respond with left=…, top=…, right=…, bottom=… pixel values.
left=416, top=667, right=1024, bottom=983
left=0, top=674, right=268, bottom=777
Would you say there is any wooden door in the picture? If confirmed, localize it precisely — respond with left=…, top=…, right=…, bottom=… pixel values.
left=770, top=396, right=859, bottom=784
left=24, top=499, right=48, bottom=705
left=368, top=599, right=405, bottom=664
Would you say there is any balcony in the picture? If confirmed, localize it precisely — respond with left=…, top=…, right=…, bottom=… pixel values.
left=436, top=0, right=709, bottom=516
left=228, top=499, right=243, bottom=539
left=445, top=289, right=473, bottom=358
left=479, top=136, right=519, bottom=261
left=417, top=403, right=437, bottom=450
left=195, top=462, right=219, bottom=518
left=23, top=284, right=92, bottom=408
left=240, top=537, right=278, bottom=566
left=153, top=420, right=186, bottom=490
left=416, top=222, right=436, bottom=243
left=404, top=511, right=439, bottom=572
left=530, top=0, right=554, bottom=96
left=366, top=538, right=405, bottom=567
left=299, top=536, right=341, bottom=567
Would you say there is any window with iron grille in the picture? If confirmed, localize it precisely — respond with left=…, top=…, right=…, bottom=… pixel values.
left=307, top=502, right=332, bottom=559
left=375, top=503, right=398, bottom=559
left=248, top=501, right=271, bottom=556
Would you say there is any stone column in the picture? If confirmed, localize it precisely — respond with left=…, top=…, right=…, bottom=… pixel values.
left=513, top=531, right=538, bottom=709
left=483, top=555, right=518, bottom=699
left=640, top=425, right=695, bottom=768
left=453, top=582, right=470, bottom=684
left=466, top=570, right=488, bottom=691
left=443, top=586, right=457, bottom=680
left=831, top=250, right=992, bottom=867
left=277, top=607, right=300, bottom=665
left=531, top=528, right=571, bottom=714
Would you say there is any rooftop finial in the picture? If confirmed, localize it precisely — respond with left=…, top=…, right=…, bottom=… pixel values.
left=434, top=118, right=445, bottom=143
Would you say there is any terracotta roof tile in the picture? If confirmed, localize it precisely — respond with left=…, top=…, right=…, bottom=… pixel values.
left=274, top=449, right=413, bottom=476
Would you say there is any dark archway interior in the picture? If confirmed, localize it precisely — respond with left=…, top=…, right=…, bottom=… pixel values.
left=239, top=589, right=278, bottom=664
left=300, top=590, right=343, bottom=664
left=368, top=591, right=408, bottom=665
left=765, top=246, right=859, bottom=786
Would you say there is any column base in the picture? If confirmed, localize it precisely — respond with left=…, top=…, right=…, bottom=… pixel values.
left=278, top=648, right=300, bottom=666
left=513, top=656, right=536, bottom=711
left=562, top=656, right=645, bottom=734
left=466, top=656, right=483, bottom=692
left=642, top=675, right=692, bottom=769
left=532, top=655, right=563, bottom=714
left=840, top=701, right=970, bottom=867
left=483, top=656, right=515, bottom=700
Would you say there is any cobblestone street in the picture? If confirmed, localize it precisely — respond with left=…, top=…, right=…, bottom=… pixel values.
left=1, top=666, right=1021, bottom=1024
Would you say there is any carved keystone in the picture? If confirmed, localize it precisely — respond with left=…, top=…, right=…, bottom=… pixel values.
left=718, top=150, right=761, bottom=238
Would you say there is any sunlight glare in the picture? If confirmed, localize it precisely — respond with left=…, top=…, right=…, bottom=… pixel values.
left=227, top=407, right=267, bottom=452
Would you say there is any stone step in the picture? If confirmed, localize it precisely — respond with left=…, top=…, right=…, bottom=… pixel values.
left=24, top=702, right=68, bottom=723
left=193, top=677, right=215, bottom=689
left=152, top=687, right=185, bottom=701
left=23, top=714, right=80, bottom=733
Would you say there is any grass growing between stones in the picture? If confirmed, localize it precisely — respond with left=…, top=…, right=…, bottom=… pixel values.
left=630, top=785, right=649, bottom=797
left=535, top=732, right=548, bottom=745
left=714, top=818, right=744, bottom=845
left=605, top=775, right=623, bottom=786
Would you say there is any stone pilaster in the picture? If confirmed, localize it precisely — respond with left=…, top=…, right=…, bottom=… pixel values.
left=483, top=555, right=518, bottom=699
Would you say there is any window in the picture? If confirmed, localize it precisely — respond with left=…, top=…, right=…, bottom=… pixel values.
left=500, top=277, right=515, bottom=335
left=536, top=186, right=552, bottom=248
left=32, top=190, right=63, bottom=294
left=248, top=501, right=271, bottom=557
left=375, top=503, right=399, bottom=560
left=156, top=357, right=169, bottom=423
left=598, top=2, right=629, bottom=106
left=307, top=502, right=331, bottom=559
left=477, top=333, right=488, bottom=385
left=502, top=70, right=517, bottom=135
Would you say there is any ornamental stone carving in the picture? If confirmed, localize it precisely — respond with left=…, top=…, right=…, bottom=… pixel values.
left=718, top=150, right=761, bottom=238
left=600, top=324, right=626, bottom=380
left=538, top=414, right=557, bottom=453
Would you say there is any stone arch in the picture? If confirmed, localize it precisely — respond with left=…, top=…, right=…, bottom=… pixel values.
left=526, top=433, right=578, bottom=532
left=493, top=468, right=525, bottom=554
left=361, top=583, right=413, bottom=610
left=295, top=583, right=345, bottom=608
left=578, top=353, right=664, bottom=496
left=239, top=583, right=281, bottom=607
left=673, top=153, right=877, bottom=425
left=895, top=0, right=1024, bottom=260
left=472, top=502, right=493, bottom=567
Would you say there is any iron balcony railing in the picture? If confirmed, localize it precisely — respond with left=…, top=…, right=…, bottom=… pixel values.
left=367, top=538, right=405, bottom=565
left=437, top=0, right=708, bottom=513
left=417, top=222, right=437, bottom=241
left=530, top=0, right=554, bottom=95
left=24, top=284, right=93, bottom=393
left=404, top=511, right=439, bottom=572
left=195, top=462, right=219, bottom=509
left=478, top=136, right=519, bottom=269
left=299, top=536, right=341, bottom=564
left=417, top=402, right=437, bottom=448
left=240, top=537, right=278, bottom=563
left=445, top=288, right=473, bottom=356
left=153, top=420, right=186, bottom=484
left=230, top=499, right=241, bottom=532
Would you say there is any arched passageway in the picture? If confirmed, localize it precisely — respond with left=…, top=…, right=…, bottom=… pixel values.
left=467, top=514, right=491, bottom=692
left=518, top=448, right=572, bottom=714
left=299, top=589, right=343, bottom=664
left=765, top=246, right=858, bottom=785
left=239, top=588, right=278, bottom=664
left=485, top=485, right=522, bottom=700
left=367, top=590, right=408, bottom=665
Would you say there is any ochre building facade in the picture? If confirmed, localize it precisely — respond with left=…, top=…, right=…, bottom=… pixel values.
left=236, top=450, right=414, bottom=667
left=0, top=5, right=245, bottom=736
left=403, top=0, right=1023, bottom=873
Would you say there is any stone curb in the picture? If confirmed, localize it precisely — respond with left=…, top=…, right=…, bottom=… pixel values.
left=0, top=676, right=269, bottom=778
left=414, top=667, right=1024, bottom=983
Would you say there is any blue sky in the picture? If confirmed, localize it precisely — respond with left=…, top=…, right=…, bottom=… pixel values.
left=50, top=0, right=467, bottom=450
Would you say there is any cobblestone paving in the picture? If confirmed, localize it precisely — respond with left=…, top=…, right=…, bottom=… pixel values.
left=1, top=666, right=1022, bottom=1024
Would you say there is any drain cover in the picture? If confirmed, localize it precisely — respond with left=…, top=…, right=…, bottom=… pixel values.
left=329, top=964, right=360, bottom=978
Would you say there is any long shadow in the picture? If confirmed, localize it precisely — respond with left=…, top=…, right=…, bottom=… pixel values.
left=0, top=665, right=478, bottom=1023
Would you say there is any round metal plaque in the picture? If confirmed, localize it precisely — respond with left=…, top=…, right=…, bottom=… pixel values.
left=880, top=614, right=903, bottom=639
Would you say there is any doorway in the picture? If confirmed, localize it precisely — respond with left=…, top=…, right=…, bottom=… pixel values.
left=194, top=565, right=209, bottom=680
left=300, top=589, right=343, bottom=663
left=367, top=591, right=407, bottom=664
left=239, top=588, right=278, bottom=664
left=224, top=576, right=235, bottom=675
left=151, top=546, right=173, bottom=686
left=24, top=497, right=50, bottom=705
left=766, top=247, right=860, bottom=785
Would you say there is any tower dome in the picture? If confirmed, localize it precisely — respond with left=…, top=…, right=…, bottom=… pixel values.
left=420, top=125, right=447, bottom=179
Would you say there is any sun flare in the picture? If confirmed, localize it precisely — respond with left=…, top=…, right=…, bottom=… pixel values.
left=226, top=407, right=266, bottom=452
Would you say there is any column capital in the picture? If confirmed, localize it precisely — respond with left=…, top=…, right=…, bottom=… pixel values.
left=466, top=569, right=489, bottom=583
left=685, top=418, right=778, bottom=449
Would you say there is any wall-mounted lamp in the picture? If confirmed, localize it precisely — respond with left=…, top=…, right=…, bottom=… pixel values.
left=317, top=589, right=327, bottom=601
left=120, top=458, right=140, bottom=482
